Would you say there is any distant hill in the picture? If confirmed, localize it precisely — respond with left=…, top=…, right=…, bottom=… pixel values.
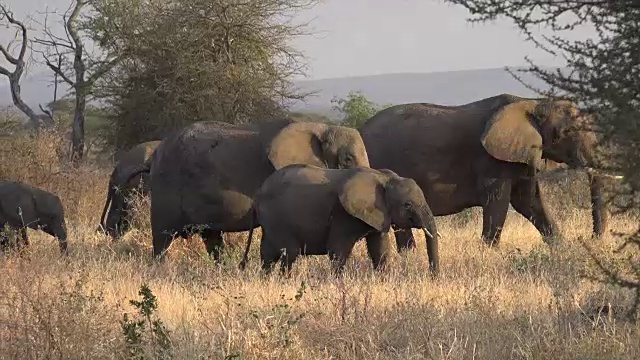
left=289, top=67, right=556, bottom=119
left=0, top=66, right=556, bottom=120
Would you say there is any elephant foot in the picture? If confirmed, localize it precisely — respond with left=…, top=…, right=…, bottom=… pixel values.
left=481, top=236, right=501, bottom=248
left=238, top=258, right=248, bottom=270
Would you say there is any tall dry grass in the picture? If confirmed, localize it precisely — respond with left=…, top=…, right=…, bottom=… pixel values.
left=1, top=132, right=639, bottom=359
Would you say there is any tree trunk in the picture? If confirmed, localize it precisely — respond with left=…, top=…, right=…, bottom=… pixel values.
left=71, top=89, right=86, bottom=163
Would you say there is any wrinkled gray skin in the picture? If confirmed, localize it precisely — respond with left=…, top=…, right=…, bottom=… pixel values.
left=0, top=181, right=68, bottom=254
left=359, top=94, right=608, bottom=250
left=125, top=119, right=371, bottom=261
left=239, top=164, right=439, bottom=276
left=98, top=140, right=160, bottom=239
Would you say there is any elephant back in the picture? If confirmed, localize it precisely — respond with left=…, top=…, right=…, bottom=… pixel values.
left=454, top=93, right=527, bottom=112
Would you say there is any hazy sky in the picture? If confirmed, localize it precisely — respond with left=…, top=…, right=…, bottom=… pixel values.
left=1, top=0, right=588, bottom=80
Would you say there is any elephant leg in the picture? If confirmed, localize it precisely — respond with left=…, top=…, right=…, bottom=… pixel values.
left=394, top=228, right=416, bottom=252
left=260, top=235, right=283, bottom=275
left=0, top=225, right=8, bottom=251
left=151, top=226, right=177, bottom=260
left=115, top=205, right=130, bottom=240
left=328, top=237, right=359, bottom=275
left=19, top=228, right=29, bottom=249
left=481, top=179, right=512, bottom=246
left=200, top=229, right=224, bottom=263
left=510, top=177, right=560, bottom=245
left=365, top=231, right=394, bottom=270
left=279, top=247, right=299, bottom=277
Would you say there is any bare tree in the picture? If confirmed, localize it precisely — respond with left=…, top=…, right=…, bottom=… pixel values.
left=0, top=4, right=54, bottom=130
left=32, top=0, right=120, bottom=163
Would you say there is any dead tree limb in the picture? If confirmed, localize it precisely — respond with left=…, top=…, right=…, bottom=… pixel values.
left=0, top=4, right=53, bottom=129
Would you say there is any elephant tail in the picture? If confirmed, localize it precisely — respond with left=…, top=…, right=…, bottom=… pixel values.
left=238, top=206, right=258, bottom=270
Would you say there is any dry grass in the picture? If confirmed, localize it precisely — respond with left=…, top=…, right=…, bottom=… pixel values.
left=1, top=133, right=640, bottom=360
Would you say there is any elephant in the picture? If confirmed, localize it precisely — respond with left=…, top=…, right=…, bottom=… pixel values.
left=238, top=164, right=440, bottom=276
left=359, top=93, right=619, bottom=251
left=124, top=118, right=371, bottom=261
left=98, top=140, right=160, bottom=239
left=0, top=181, right=68, bottom=254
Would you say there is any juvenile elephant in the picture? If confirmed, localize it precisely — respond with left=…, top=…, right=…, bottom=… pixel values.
left=125, top=119, right=371, bottom=261
left=0, top=181, right=68, bottom=254
left=98, top=140, right=160, bottom=239
left=239, top=164, right=440, bottom=276
left=359, top=93, right=619, bottom=250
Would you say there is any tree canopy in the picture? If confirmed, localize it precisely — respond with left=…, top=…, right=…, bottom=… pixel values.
left=331, top=91, right=392, bottom=128
left=90, top=0, right=316, bottom=149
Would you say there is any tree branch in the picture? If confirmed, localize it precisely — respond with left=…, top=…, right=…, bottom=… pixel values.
left=0, top=4, right=51, bottom=129
left=0, top=5, right=27, bottom=76
left=86, top=55, right=121, bottom=85
left=44, top=57, right=75, bottom=85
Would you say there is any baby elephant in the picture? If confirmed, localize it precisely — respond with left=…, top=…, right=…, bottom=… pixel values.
left=239, top=164, right=439, bottom=276
left=0, top=181, right=68, bottom=254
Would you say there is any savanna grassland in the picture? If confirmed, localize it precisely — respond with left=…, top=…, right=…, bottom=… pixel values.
left=1, top=131, right=639, bottom=360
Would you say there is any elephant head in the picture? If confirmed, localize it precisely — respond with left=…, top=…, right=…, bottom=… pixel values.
left=338, top=169, right=440, bottom=274
left=267, top=122, right=370, bottom=170
left=102, top=185, right=131, bottom=238
left=480, top=98, right=613, bottom=237
left=38, top=199, right=69, bottom=255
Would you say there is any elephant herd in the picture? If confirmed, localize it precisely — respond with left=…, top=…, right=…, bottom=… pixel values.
left=1, top=93, right=621, bottom=277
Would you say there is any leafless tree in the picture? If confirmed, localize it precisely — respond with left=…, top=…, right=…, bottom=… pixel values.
left=0, top=4, right=54, bottom=130
left=32, top=0, right=120, bottom=163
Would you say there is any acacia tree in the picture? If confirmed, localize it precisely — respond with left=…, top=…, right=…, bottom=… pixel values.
left=0, top=5, right=55, bottom=130
left=331, top=91, right=392, bottom=128
left=89, top=0, right=316, bottom=149
left=445, top=0, right=640, bottom=317
left=32, top=0, right=120, bottom=163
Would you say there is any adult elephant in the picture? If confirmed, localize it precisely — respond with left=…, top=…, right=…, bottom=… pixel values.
left=98, top=140, right=160, bottom=239
left=359, top=93, right=617, bottom=251
left=126, top=119, right=371, bottom=261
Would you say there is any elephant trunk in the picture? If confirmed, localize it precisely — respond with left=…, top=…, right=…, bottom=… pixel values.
left=423, top=228, right=439, bottom=277
left=418, top=203, right=439, bottom=277
left=588, top=173, right=608, bottom=238
left=98, top=178, right=116, bottom=232
left=104, top=190, right=128, bottom=240
left=56, top=220, right=69, bottom=255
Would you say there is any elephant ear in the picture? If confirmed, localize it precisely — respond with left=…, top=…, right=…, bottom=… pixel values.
left=481, top=100, right=544, bottom=168
left=267, top=122, right=325, bottom=170
left=338, top=171, right=391, bottom=232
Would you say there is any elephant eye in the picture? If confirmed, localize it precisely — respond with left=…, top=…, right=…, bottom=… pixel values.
left=344, top=153, right=354, bottom=163
left=403, top=202, right=412, bottom=210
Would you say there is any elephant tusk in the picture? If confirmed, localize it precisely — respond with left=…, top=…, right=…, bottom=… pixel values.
left=422, top=227, right=434, bottom=239
left=584, top=167, right=624, bottom=180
